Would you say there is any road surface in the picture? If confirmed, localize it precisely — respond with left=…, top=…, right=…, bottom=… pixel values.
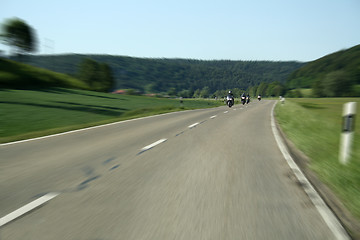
left=0, top=100, right=340, bottom=239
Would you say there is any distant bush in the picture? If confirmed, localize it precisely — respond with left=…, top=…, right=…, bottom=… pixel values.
left=285, top=89, right=303, bottom=98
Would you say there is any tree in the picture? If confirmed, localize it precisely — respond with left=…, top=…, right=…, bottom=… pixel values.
left=232, top=88, right=244, bottom=98
left=193, top=89, right=201, bottom=98
left=354, top=66, right=360, bottom=84
left=178, top=89, right=191, bottom=98
left=145, top=83, right=157, bottom=93
left=78, top=58, right=98, bottom=88
left=256, top=82, right=268, bottom=96
left=77, top=58, right=114, bottom=91
left=214, top=89, right=226, bottom=98
left=323, top=71, right=353, bottom=97
left=1, top=18, right=37, bottom=56
left=98, top=63, right=114, bottom=91
left=167, top=87, right=177, bottom=96
left=312, top=79, right=324, bottom=97
left=247, top=86, right=257, bottom=97
left=266, top=81, right=284, bottom=97
left=200, top=86, right=210, bottom=98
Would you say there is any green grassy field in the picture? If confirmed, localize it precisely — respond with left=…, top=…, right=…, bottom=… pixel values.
left=275, top=98, right=360, bottom=220
left=0, top=88, right=222, bottom=143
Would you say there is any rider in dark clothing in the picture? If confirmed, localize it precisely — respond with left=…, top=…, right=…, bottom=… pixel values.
left=240, top=92, right=246, bottom=104
left=227, top=90, right=234, bottom=105
left=246, top=93, right=250, bottom=104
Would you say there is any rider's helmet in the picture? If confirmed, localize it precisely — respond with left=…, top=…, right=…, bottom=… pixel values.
left=229, top=90, right=232, bottom=94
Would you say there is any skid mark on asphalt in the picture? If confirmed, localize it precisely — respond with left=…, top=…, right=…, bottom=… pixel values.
left=175, top=131, right=185, bottom=137
left=102, top=157, right=116, bottom=165
left=3, top=108, right=234, bottom=227
left=109, top=164, right=121, bottom=171
left=2, top=154, right=124, bottom=226
left=77, top=175, right=101, bottom=191
left=81, top=166, right=95, bottom=176
left=199, top=120, right=207, bottom=124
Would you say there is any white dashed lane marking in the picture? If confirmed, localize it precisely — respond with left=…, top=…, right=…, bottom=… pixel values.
left=0, top=192, right=59, bottom=227
left=188, top=122, right=199, bottom=128
left=141, top=139, right=167, bottom=151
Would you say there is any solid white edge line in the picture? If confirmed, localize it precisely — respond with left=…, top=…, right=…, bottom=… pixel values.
left=141, top=139, right=167, bottom=151
left=270, top=101, right=350, bottom=240
left=188, top=122, right=199, bottom=128
left=0, top=192, right=59, bottom=227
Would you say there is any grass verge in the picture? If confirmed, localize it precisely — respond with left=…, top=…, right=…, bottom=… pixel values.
left=0, top=88, right=222, bottom=143
left=275, top=98, right=360, bottom=220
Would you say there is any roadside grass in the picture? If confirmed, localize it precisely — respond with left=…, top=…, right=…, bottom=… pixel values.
left=0, top=88, right=222, bottom=143
left=275, top=98, right=360, bottom=220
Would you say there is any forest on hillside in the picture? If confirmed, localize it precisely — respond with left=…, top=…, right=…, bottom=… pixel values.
left=16, top=54, right=304, bottom=96
left=2, top=18, right=359, bottom=98
left=7, top=43, right=360, bottom=97
left=286, top=44, right=360, bottom=97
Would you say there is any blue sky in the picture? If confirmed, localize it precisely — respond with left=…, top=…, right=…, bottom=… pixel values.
left=1, top=0, right=360, bottom=61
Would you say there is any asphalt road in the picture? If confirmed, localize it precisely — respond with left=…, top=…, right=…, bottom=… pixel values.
left=0, top=100, right=338, bottom=239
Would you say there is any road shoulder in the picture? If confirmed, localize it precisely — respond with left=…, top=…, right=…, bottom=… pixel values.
left=275, top=116, right=360, bottom=239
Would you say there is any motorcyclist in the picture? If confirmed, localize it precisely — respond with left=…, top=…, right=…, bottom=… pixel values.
left=226, top=91, right=235, bottom=105
left=227, top=90, right=234, bottom=98
left=241, top=92, right=246, bottom=104
left=246, top=93, right=250, bottom=104
left=227, top=90, right=234, bottom=106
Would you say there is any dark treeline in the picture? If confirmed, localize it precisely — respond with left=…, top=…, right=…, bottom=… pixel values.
left=17, top=54, right=304, bottom=96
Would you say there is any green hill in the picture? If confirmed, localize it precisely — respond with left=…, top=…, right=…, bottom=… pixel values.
left=286, top=44, right=360, bottom=96
left=0, top=58, right=89, bottom=89
left=14, top=54, right=304, bottom=94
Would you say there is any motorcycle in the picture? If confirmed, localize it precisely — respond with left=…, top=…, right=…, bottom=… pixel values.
left=241, top=96, right=246, bottom=105
left=226, top=95, right=234, bottom=108
left=258, top=95, right=261, bottom=101
left=246, top=96, right=250, bottom=104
